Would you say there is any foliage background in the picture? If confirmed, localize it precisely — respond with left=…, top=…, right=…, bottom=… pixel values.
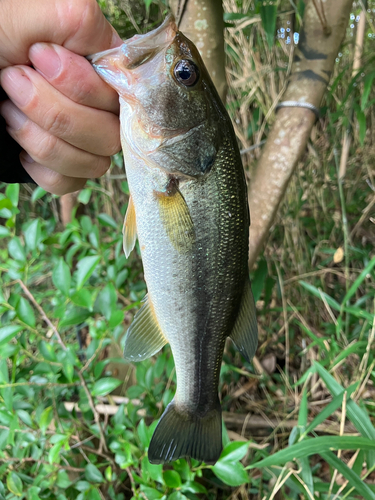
left=0, top=0, right=374, bottom=498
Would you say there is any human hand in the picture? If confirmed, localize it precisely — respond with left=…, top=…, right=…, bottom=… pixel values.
left=0, top=0, right=122, bottom=194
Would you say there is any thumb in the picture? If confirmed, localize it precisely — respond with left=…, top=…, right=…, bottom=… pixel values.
left=0, top=0, right=122, bottom=68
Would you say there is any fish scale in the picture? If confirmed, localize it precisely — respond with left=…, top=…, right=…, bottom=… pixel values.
left=89, top=15, right=257, bottom=464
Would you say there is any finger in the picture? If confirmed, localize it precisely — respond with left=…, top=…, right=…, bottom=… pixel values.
left=0, top=99, right=111, bottom=179
left=0, top=66, right=121, bottom=156
left=21, top=154, right=88, bottom=195
left=29, top=43, right=119, bottom=113
left=0, top=0, right=122, bottom=68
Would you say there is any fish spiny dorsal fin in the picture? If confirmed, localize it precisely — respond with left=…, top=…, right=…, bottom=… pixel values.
left=124, top=294, right=168, bottom=361
left=229, top=278, right=258, bottom=363
left=148, top=398, right=222, bottom=464
left=156, top=179, right=195, bottom=253
left=123, top=195, right=137, bottom=258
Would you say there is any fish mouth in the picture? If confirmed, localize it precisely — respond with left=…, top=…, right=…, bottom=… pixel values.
left=87, top=15, right=177, bottom=94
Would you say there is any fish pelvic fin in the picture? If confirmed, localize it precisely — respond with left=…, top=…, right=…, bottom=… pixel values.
left=156, top=181, right=195, bottom=253
left=124, top=294, right=167, bottom=361
left=123, top=195, right=137, bottom=258
left=230, top=277, right=258, bottom=363
left=148, top=399, right=222, bottom=465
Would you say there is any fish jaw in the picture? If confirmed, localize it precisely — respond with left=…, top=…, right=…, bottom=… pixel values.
left=87, top=15, right=177, bottom=99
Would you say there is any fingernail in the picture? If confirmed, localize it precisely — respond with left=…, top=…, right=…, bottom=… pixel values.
left=20, top=152, right=35, bottom=164
left=1, top=68, right=33, bottom=107
left=0, top=101, right=27, bottom=130
left=29, top=43, right=61, bottom=79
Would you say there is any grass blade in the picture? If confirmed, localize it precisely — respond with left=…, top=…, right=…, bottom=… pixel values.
left=321, top=450, right=375, bottom=500
left=247, top=436, right=375, bottom=469
left=342, top=255, right=375, bottom=305
left=301, top=382, right=358, bottom=438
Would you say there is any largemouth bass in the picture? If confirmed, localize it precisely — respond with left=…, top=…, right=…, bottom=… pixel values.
left=89, top=15, right=257, bottom=465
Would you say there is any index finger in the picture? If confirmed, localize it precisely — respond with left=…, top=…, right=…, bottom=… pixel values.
left=29, top=43, right=120, bottom=113
left=0, top=0, right=122, bottom=68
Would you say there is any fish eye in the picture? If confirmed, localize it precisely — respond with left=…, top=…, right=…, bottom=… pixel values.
left=173, top=59, right=199, bottom=87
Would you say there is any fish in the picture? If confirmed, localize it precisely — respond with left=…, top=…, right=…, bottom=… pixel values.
left=88, top=15, right=258, bottom=465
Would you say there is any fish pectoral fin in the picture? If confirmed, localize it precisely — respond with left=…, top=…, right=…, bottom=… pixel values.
left=124, top=294, right=167, bottom=362
left=148, top=399, right=222, bottom=465
left=157, top=186, right=195, bottom=252
left=229, top=278, right=258, bottom=363
left=123, top=195, right=137, bottom=258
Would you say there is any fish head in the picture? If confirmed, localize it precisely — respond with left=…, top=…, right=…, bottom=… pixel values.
left=88, top=15, right=225, bottom=178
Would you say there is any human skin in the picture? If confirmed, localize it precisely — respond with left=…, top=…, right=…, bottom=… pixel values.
left=0, top=0, right=122, bottom=194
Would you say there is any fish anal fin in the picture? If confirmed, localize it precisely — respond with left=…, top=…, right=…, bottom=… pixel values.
left=124, top=294, right=167, bottom=361
left=229, top=278, right=258, bottom=363
left=123, top=195, right=137, bottom=258
left=148, top=399, right=222, bottom=464
left=156, top=183, right=195, bottom=253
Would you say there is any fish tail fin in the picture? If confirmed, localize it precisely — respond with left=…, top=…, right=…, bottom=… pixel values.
left=148, top=399, right=222, bottom=464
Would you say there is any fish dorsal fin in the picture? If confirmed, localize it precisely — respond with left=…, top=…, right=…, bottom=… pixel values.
left=156, top=185, right=195, bottom=252
left=229, top=278, right=258, bottom=362
left=123, top=195, right=137, bottom=258
left=124, top=294, right=168, bottom=362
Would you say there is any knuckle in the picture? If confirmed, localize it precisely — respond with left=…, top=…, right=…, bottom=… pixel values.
left=62, top=0, right=99, bottom=37
left=31, top=132, right=60, bottom=164
left=42, top=106, right=72, bottom=138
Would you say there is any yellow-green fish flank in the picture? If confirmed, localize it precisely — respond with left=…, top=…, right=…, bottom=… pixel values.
left=89, top=15, right=258, bottom=465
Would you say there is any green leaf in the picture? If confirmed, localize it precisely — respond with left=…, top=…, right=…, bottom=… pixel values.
left=39, top=341, right=57, bottom=362
left=56, top=470, right=72, bottom=488
left=301, top=382, right=358, bottom=437
left=52, top=258, right=71, bottom=296
left=251, top=259, right=268, bottom=302
left=356, top=108, right=366, bottom=146
left=361, top=71, right=375, bottom=110
left=260, top=2, right=277, bottom=47
left=91, top=377, right=121, bottom=396
left=48, top=442, right=63, bottom=464
left=77, top=188, right=92, bottom=205
left=75, top=255, right=101, bottom=289
left=8, top=237, right=26, bottom=262
left=322, top=450, right=375, bottom=500
left=17, top=409, right=33, bottom=428
left=181, top=481, right=207, bottom=494
left=137, top=419, right=149, bottom=449
left=85, top=463, right=104, bottom=483
left=31, top=186, right=46, bottom=202
left=314, top=363, right=375, bottom=443
left=168, top=493, right=189, bottom=500
left=6, top=184, right=19, bottom=207
left=219, top=441, right=249, bottom=462
left=97, top=213, right=118, bottom=229
left=298, top=389, right=308, bottom=428
left=0, top=226, right=10, bottom=238
left=39, top=407, right=53, bottom=435
left=6, top=472, right=23, bottom=496
left=59, top=307, right=90, bottom=327
left=341, top=255, right=375, bottom=305
left=24, top=219, right=41, bottom=252
left=248, top=436, right=375, bottom=469
left=97, top=283, right=117, bottom=321
left=70, top=289, right=93, bottom=308
left=163, top=470, right=182, bottom=488
left=212, top=460, right=249, bottom=486
left=299, top=281, right=340, bottom=311
left=27, top=486, right=42, bottom=500
left=298, top=456, right=314, bottom=497
left=0, top=325, right=23, bottom=346
left=15, top=297, right=36, bottom=328
left=140, top=486, right=164, bottom=500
